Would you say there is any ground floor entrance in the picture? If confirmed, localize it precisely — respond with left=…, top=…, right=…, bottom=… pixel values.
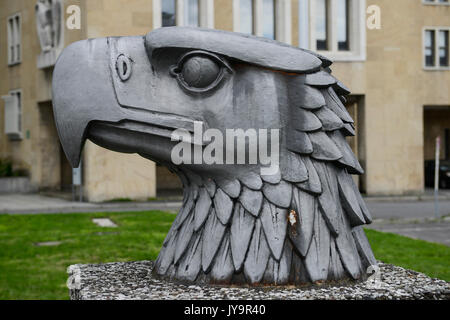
left=38, top=101, right=72, bottom=192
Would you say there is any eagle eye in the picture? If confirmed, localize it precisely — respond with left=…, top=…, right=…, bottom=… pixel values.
left=170, top=51, right=231, bottom=93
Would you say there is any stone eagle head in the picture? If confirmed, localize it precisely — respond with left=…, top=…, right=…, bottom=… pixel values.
left=52, top=27, right=376, bottom=286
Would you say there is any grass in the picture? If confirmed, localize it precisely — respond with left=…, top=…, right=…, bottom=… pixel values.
left=0, top=211, right=448, bottom=300
left=365, top=228, right=450, bottom=281
left=0, top=211, right=176, bottom=300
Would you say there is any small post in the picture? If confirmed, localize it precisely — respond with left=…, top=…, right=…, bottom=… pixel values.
left=434, top=136, right=440, bottom=219
left=72, top=160, right=83, bottom=202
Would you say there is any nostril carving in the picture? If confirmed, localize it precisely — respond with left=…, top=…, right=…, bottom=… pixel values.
left=116, top=54, right=132, bottom=81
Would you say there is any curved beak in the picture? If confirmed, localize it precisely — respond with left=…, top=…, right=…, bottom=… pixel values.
left=52, top=38, right=123, bottom=168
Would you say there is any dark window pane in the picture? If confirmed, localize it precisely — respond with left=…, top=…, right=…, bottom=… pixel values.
left=186, top=0, right=199, bottom=27
left=316, top=0, right=328, bottom=50
left=425, top=30, right=435, bottom=67
left=337, top=0, right=349, bottom=51
left=439, top=30, right=449, bottom=67
left=262, top=0, right=275, bottom=40
left=162, top=0, right=176, bottom=27
left=240, top=0, right=254, bottom=35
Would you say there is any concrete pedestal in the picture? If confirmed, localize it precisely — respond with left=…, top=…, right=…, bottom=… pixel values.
left=67, top=261, right=449, bottom=300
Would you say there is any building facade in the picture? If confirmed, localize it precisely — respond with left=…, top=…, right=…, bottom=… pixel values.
left=0, top=0, right=449, bottom=201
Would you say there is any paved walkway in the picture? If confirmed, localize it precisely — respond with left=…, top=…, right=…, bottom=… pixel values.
left=1, top=193, right=449, bottom=246
left=365, top=219, right=450, bottom=246
left=0, top=194, right=181, bottom=214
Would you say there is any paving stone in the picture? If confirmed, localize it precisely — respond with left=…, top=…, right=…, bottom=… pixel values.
left=92, top=218, right=118, bottom=228
left=34, top=241, right=62, bottom=247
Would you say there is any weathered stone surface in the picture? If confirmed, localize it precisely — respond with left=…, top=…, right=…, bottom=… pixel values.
left=68, top=261, right=450, bottom=300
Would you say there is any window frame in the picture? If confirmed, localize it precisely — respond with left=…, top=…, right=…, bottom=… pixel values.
left=422, top=0, right=450, bottom=6
left=153, top=0, right=214, bottom=29
left=423, top=27, right=450, bottom=71
left=7, top=13, right=22, bottom=66
left=3, top=89, right=23, bottom=141
left=307, top=0, right=366, bottom=62
left=233, top=0, right=292, bottom=44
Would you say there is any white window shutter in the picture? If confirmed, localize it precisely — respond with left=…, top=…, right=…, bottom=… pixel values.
left=2, top=94, right=22, bottom=140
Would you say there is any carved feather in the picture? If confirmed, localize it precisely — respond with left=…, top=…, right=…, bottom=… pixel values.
left=314, top=106, right=345, bottom=131
left=210, top=232, right=234, bottom=284
left=262, top=180, right=293, bottom=208
left=328, top=238, right=347, bottom=281
left=308, top=131, right=343, bottom=161
left=335, top=211, right=363, bottom=280
left=230, top=203, right=256, bottom=271
left=297, top=156, right=322, bottom=195
left=290, top=80, right=326, bottom=110
left=337, top=169, right=367, bottom=226
left=214, top=188, right=234, bottom=225
left=304, top=209, right=330, bottom=282
left=334, top=80, right=351, bottom=95
left=194, top=187, right=212, bottom=231
left=323, top=87, right=354, bottom=123
left=244, top=219, right=271, bottom=284
left=239, top=171, right=263, bottom=190
left=239, top=186, right=263, bottom=217
left=289, top=188, right=316, bottom=257
left=342, top=123, right=356, bottom=136
left=281, top=151, right=309, bottom=183
left=287, top=130, right=314, bottom=155
left=263, top=244, right=292, bottom=285
left=215, top=177, right=241, bottom=198
left=260, top=200, right=288, bottom=260
left=291, top=106, right=322, bottom=132
left=201, top=208, right=227, bottom=273
left=352, top=226, right=377, bottom=268
left=174, top=212, right=195, bottom=264
left=328, top=130, right=364, bottom=174
left=315, top=161, right=341, bottom=236
left=155, top=229, right=177, bottom=275
left=204, top=177, right=217, bottom=197
left=305, top=71, right=337, bottom=87
left=176, top=230, right=202, bottom=282
left=260, top=168, right=281, bottom=184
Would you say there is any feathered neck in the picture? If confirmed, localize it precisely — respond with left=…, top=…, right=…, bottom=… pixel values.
left=153, top=162, right=376, bottom=286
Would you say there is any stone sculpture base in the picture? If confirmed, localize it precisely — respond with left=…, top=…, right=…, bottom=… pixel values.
left=67, top=261, right=449, bottom=300
left=37, top=49, right=61, bottom=69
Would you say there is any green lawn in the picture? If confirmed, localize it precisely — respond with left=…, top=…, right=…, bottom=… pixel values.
left=0, top=211, right=448, bottom=300
left=0, top=211, right=175, bottom=300
left=365, top=228, right=450, bottom=281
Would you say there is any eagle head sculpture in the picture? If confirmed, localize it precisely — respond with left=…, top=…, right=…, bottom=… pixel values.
left=52, top=27, right=377, bottom=286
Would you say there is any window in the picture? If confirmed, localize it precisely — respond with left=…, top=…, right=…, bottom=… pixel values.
left=302, top=0, right=366, bottom=61
left=233, top=0, right=292, bottom=44
left=162, top=0, right=176, bottom=27
left=239, top=0, right=254, bottom=35
left=7, top=13, right=21, bottom=65
left=425, top=30, right=436, bottom=67
left=185, top=0, right=200, bottom=27
left=154, top=0, right=214, bottom=29
left=424, top=28, right=450, bottom=70
left=423, top=0, right=449, bottom=5
left=439, top=30, right=449, bottom=67
left=262, top=0, right=275, bottom=40
left=337, top=0, right=349, bottom=51
left=1, top=90, right=22, bottom=140
left=315, top=0, right=328, bottom=50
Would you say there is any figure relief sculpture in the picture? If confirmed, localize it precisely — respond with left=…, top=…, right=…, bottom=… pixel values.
left=52, top=27, right=377, bottom=286
left=36, top=0, right=62, bottom=68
